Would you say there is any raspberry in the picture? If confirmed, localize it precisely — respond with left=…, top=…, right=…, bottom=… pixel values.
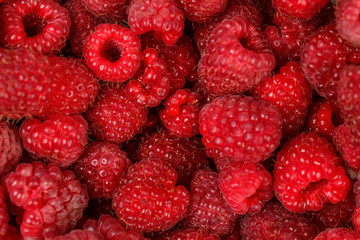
left=0, top=187, right=9, bottom=239
left=50, top=229, right=103, bottom=240
left=274, top=132, right=351, bottom=213
left=80, top=0, right=126, bottom=21
left=175, top=0, right=227, bottom=22
left=137, top=129, right=208, bottom=187
left=353, top=206, right=360, bottom=232
left=184, top=169, right=237, bottom=236
left=0, top=121, right=22, bottom=177
left=3, top=226, right=21, bottom=240
left=0, top=0, right=70, bottom=54
left=84, top=23, right=141, bottom=82
left=198, top=16, right=275, bottom=95
left=160, top=89, right=201, bottom=138
left=86, top=83, right=148, bottom=144
left=128, top=0, right=185, bottom=46
left=240, top=201, right=318, bottom=240
left=336, top=0, right=360, bottom=47
left=19, top=114, right=88, bottom=167
left=112, top=159, right=190, bottom=232
left=167, top=228, right=220, bottom=240
left=74, top=141, right=131, bottom=199
left=2, top=161, right=89, bottom=239
left=252, top=61, right=313, bottom=138
left=314, top=228, right=360, bottom=240
left=271, top=0, right=329, bottom=19
left=218, top=161, right=273, bottom=215
left=199, top=95, right=282, bottom=165
left=125, top=48, right=170, bottom=107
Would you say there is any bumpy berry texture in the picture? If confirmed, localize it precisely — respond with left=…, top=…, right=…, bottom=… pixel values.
left=50, top=229, right=103, bottom=240
left=0, top=187, right=9, bottom=239
left=336, top=0, right=360, bottom=47
left=240, top=201, right=318, bottom=240
left=0, top=121, right=22, bottom=177
left=175, top=0, right=227, bottom=22
left=218, top=161, right=273, bottom=215
left=198, top=16, right=275, bottom=95
left=137, top=129, right=208, bottom=187
left=84, top=23, right=141, bottom=82
left=314, top=227, right=360, bottom=240
left=74, top=142, right=131, bottom=199
left=271, top=0, right=329, bottom=19
left=199, top=95, right=282, bottom=165
left=0, top=0, right=70, bottom=54
left=160, top=89, right=201, bottom=138
left=81, top=0, right=126, bottom=21
left=112, top=159, right=190, bottom=232
left=128, top=0, right=184, bottom=46
left=252, top=61, right=313, bottom=138
left=166, top=228, right=220, bottom=240
left=19, top=114, right=88, bottom=167
left=2, top=161, right=89, bottom=239
left=274, top=132, right=351, bottom=213
left=184, top=169, right=237, bottom=236
left=86, top=84, right=148, bottom=144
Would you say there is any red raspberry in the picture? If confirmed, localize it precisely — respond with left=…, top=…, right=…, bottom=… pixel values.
left=0, top=187, right=9, bottom=239
left=184, top=169, right=237, bottom=236
left=160, top=89, right=201, bottom=138
left=198, top=16, right=275, bottom=95
left=175, top=0, right=227, bottom=22
left=167, top=228, right=220, bottom=240
left=125, top=48, right=170, bottom=107
left=218, top=161, right=273, bottom=215
left=50, top=229, right=103, bottom=240
left=86, top=83, right=148, bottom=144
left=314, top=228, right=360, bottom=240
left=240, top=201, right=318, bottom=240
left=128, top=0, right=185, bottom=46
left=2, top=161, right=89, bottom=239
left=199, top=95, right=282, bottom=165
left=137, top=129, right=208, bottom=187
left=19, top=114, right=88, bottom=167
left=252, top=61, right=313, bottom=138
left=0, top=121, right=22, bottom=177
left=272, top=0, right=329, bottom=19
left=353, top=206, right=360, bottom=232
left=80, top=0, right=126, bottom=21
left=112, top=159, right=190, bottom=232
left=0, top=0, right=70, bottom=54
left=74, top=141, right=131, bottom=199
left=84, top=23, right=141, bottom=82
left=336, top=0, right=360, bottom=47
left=274, top=132, right=351, bottom=213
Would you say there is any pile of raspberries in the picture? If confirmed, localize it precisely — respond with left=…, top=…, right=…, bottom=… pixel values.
left=1, top=0, right=360, bottom=239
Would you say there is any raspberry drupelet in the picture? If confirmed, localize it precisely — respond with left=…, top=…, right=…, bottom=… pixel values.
left=175, top=0, right=227, bottom=22
left=80, top=0, right=126, bottom=21
left=271, top=0, right=329, bottom=19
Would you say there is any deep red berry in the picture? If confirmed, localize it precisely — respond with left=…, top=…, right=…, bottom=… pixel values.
left=198, top=16, right=275, bottom=95
left=274, top=132, right=351, bottom=213
left=0, top=187, right=9, bottom=239
left=175, top=0, right=227, bottom=22
left=167, top=228, right=220, bottom=240
left=84, top=23, right=141, bottom=82
left=81, top=0, right=126, bottom=21
left=0, top=0, right=70, bottom=54
left=74, top=141, right=131, bottom=199
left=353, top=206, right=360, bottom=232
left=112, top=159, right=190, bottom=232
left=128, top=0, right=185, bottom=46
left=272, top=0, right=329, bottom=19
left=336, top=0, right=360, bottom=47
left=50, top=229, right=103, bottom=240
left=218, top=161, right=273, bottom=215
left=199, top=95, right=282, bottom=166
left=314, top=227, right=360, bottom=240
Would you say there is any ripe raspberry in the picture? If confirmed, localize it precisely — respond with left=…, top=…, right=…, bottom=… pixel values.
left=86, top=83, right=148, bottom=144
left=240, top=201, right=318, bottom=240
left=353, top=206, right=360, bottom=232
left=252, top=61, right=313, bottom=138
left=272, top=0, right=329, bottom=19
left=74, top=141, right=131, bottom=199
left=336, top=0, right=360, bottom=47
left=218, top=161, right=273, bottom=215
left=198, top=16, right=275, bottom=95
left=0, top=187, right=9, bottom=239
left=19, top=114, right=88, bottom=167
left=184, top=169, right=237, bottom=236
left=0, top=0, right=70, bottom=54
left=80, top=0, right=126, bottom=21
left=112, top=159, right=190, bottom=232
left=0, top=121, right=22, bottom=177
left=274, top=132, right=351, bottom=213
left=167, top=228, right=220, bottom=240
left=2, top=161, right=89, bottom=239
left=125, top=48, right=170, bottom=107
left=84, top=23, right=141, bottom=82
left=128, top=0, right=184, bottom=46
left=199, top=95, right=282, bottom=165
left=50, top=229, right=103, bottom=240
left=137, top=129, right=208, bottom=187
left=160, top=89, right=201, bottom=138
left=314, top=228, right=360, bottom=240
left=175, top=0, right=227, bottom=22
